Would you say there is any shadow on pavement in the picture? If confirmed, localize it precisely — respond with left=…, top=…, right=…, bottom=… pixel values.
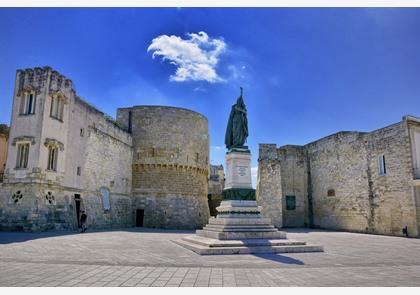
left=0, top=227, right=194, bottom=244
left=0, top=231, right=80, bottom=244
left=253, top=253, right=305, bottom=265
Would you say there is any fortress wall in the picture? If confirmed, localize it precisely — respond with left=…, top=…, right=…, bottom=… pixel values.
left=276, top=145, right=308, bottom=227
left=306, top=132, right=371, bottom=232
left=257, top=144, right=283, bottom=228
left=365, top=121, right=418, bottom=237
left=257, top=119, right=419, bottom=237
left=130, top=106, right=210, bottom=229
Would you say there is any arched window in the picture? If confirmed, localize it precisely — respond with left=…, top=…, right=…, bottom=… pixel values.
left=100, top=187, right=111, bottom=210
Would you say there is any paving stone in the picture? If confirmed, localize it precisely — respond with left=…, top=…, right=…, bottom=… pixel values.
left=1, top=228, right=420, bottom=287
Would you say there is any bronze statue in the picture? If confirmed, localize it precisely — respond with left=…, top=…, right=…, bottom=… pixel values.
left=225, top=87, right=249, bottom=150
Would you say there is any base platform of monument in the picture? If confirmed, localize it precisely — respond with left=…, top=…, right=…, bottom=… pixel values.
left=173, top=200, right=324, bottom=255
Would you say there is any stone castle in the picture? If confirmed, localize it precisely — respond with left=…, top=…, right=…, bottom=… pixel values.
left=0, top=66, right=210, bottom=231
left=1, top=66, right=419, bottom=239
left=257, top=117, right=420, bottom=238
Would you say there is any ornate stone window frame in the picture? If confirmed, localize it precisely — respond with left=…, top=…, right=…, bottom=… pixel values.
left=18, top=87, right=39, bottom=116
left=44, top=138, right=64, bottom=172
left=12, top=136, right=36, bottom=146
left=44, top=138, right=64, bottom=151
left=12, top=136, right=35, bottom=170
left=49, top=91, right=67, bottom=122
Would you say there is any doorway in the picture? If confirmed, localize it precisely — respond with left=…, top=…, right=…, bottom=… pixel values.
left=74, top=194, right=81, bottom=228
left=136, top=209, right=144, bottom=227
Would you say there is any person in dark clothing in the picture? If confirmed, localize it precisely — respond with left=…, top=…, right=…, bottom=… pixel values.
left=80, top=211, right=87, bottom=233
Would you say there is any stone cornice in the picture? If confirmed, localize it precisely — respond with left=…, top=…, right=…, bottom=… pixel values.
left=44, top=138, right=64, bottom=151
left=12, top=136, right=36, bottom=145
left=17, top=86, right=42, bottom=97
left=133, top=163, right=208, bottom=175
left=49, top=91, right=69, bottom=104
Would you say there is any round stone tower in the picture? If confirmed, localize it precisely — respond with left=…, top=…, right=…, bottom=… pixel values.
left=129, top=106, right=210, bottom=229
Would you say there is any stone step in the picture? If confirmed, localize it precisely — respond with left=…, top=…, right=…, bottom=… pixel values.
left=196, top=229, right=287, bottom=240
left=208, top=217, right=273, bottom=226
left=203, top=224, right=278, bottom=232
left=172, top=238, right=324, bottom=255
left=182, top=235, right=306, bottom=248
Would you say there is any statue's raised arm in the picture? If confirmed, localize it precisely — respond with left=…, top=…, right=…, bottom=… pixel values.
left=224, top=87, right=249, bottom=150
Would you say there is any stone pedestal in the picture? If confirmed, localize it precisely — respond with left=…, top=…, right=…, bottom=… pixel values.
left=223, top=149, right=256, bottom=200
left=173, top=147, right=323, bottom=254
left=224, top=149, right=253, bottom=189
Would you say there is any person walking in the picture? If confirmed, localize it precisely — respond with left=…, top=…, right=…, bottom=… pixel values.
left=80, top=211, right=87, bottom=233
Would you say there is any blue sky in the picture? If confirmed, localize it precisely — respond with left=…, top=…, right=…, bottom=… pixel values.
left=1, top=8, right=420, bottom=186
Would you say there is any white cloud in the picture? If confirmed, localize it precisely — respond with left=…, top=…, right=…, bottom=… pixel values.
left=211, top=145, right=224, bottom=151
left=251, top=166, right=258, bottom=188
left=147, top=31, right=226, bottom=83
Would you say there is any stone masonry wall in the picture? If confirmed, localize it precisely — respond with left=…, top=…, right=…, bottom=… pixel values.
left=256, top=144, right=282, bottom=228
left=306, top=132, right=371, bottom=232
left=0, top=67, right=133, bottom=231
left=127, top=106, right=210, bottom=229
left=407, top=118, right=420, bottom=234
left=364, top=121, right=418, bottom=236
left=277, top=145, right=308, bottom=227
left=258, top=118, right=419, bottom=237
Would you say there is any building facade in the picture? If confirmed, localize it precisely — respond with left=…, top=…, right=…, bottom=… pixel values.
left=0, top=66, right=210, bottom=231
left=257, top=116, right=420, bottom=237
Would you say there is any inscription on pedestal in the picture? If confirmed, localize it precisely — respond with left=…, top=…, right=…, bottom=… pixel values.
left=225, top=151, right=253, bottom=189
left=237, top=166, right=248, bottom=177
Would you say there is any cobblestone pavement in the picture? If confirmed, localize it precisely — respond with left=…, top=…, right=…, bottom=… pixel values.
left=0, top=228, right=419, bottom=286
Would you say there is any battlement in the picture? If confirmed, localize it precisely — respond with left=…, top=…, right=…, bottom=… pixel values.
left=15, top=66, right=74, bottom=97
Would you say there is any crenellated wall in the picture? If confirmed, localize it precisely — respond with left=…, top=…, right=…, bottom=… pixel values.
left=119, top=106, right=210, bottom=229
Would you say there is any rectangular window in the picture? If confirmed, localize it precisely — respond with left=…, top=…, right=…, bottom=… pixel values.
left=50, top=96, right=64, bottom=121
left=286, top=195, right=296, bottom=211
left=80, top=128, right=84, bottom=137
left=47, top=146, right=58, bottom=171
left=77, top=166, right=81, bottom=176
left=16, top=143, right=29, bottom=168
left=19, top=93, right=36, bottom=115
left=378, top=155, right=386, bottom=175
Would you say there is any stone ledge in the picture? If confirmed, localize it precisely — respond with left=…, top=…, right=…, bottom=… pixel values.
left=172, top=237, right=324, bottom=255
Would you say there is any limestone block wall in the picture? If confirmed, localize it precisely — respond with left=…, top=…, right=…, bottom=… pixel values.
left=364, top=121, right=418, bottom=236
left=124, top=106, right=210, bottom=229
left=257, top=117, right=420, bottom=237
left=306, top=132, right=371, bottom=232
left=0, top=67, right=134, bottom=231
left=257, top=144, right=283, bottom=228
left=276, top=145, right=308, bottom=227
left=0, top=183, right=75, bottom=231
left=408, top=118, right=420, bottom=234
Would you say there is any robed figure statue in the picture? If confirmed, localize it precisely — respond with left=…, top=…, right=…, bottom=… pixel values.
left=225, top=87, right=249, bottom=150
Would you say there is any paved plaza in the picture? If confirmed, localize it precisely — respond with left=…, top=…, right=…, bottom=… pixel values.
left=0, top=228, right=419, bottom=287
